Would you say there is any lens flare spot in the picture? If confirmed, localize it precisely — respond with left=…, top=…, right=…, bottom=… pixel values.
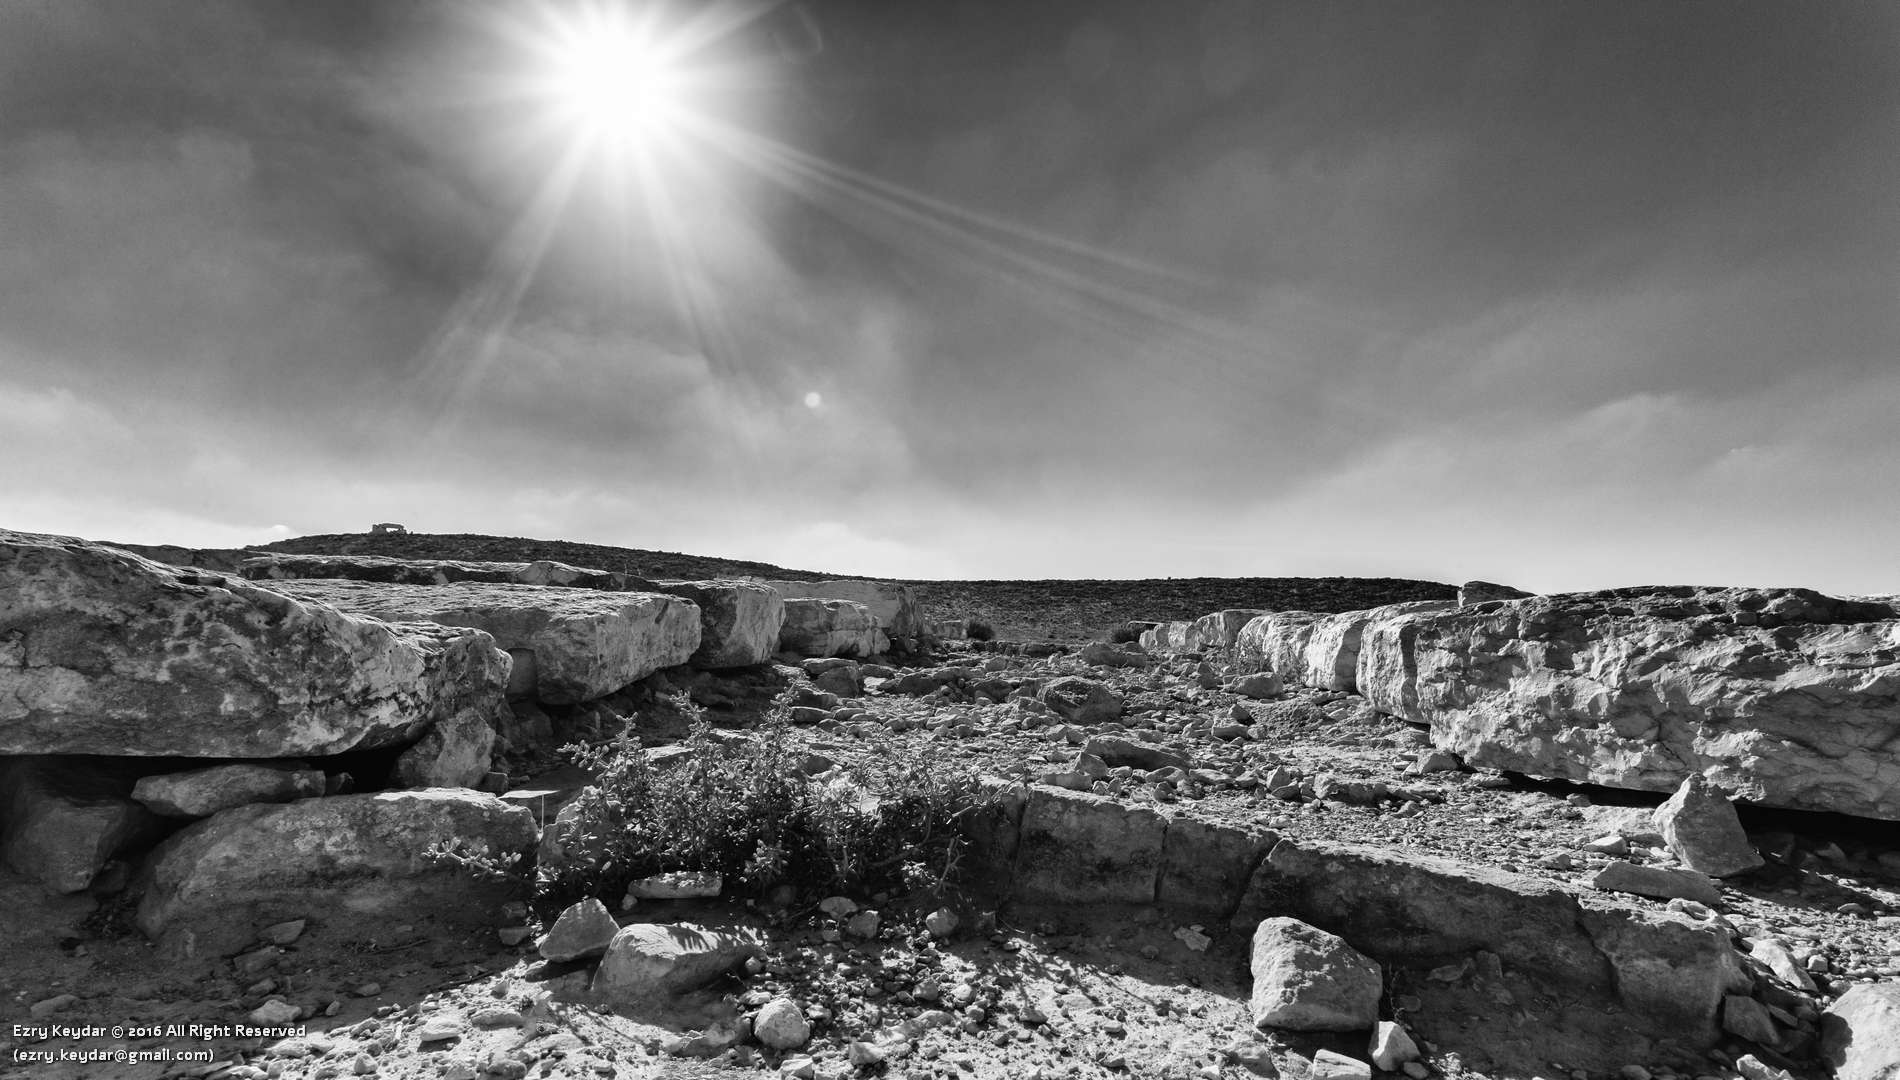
left=803, top=391, right=823, bottom=409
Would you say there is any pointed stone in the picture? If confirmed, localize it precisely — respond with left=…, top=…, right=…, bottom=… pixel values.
left=1653, top=775, right=1763, bottom=878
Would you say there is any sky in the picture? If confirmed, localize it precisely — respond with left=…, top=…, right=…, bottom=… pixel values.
left=4, top=0, right=1897, bottom=593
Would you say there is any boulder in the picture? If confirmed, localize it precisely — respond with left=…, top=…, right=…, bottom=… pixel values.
left=1236, top=612, right=1324, bottom=680
left=1410, top=587, right=1900, bottom=819
left=538, top=898, right=620, bottom=962
left=759, top=579, right=921, bottom=643
left=653, top=580, right=784, bottom=669
left=1140, top=621, right=1195, bottom=654
left=1040, top=677, right=1123, bottom=725
left=1189, top=610, right=1269, bottom=653
left=590, top=923, right=762, bottom=1002
left=241, top=553, right=643, bottom=591
left=1301, top=610, right=1377, bottom=692
left=1231, top=673, right=1284, bottom=699
left=1080, top=641, right=1150, bottom=668
left=135, top=790, right=537, bottom=947
left=1249, top=917, right=1382, bottom=1032
left=753, top=998, right=813, bottom=1050
left=1014, top=786, right=1164, bottom=905
left=1821, top=983, right=1900, bottom=1080
left=1456, top=580, right=1533, bottom=606
left=1235, top=837, right=1744, bottom=1033
left=3, top=775, right=164, bottom=893
left=267, top=579, right=700, bottom=706
left=1652, top=775, right=1764, bottom=878
left=393, top=704, right=497, bottom=788
left=1082, top=735, right=1189, bottom=772
left=132, top=763, right=326, bottom=818
left=1355, top=601, right=1457, bottom=722
left=777, top=599, right=881, bottom=659
left=0, top=530, right=510, bottom=757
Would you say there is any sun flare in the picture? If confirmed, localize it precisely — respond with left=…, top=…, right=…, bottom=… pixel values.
left=550, top=15, right=690, bottom=145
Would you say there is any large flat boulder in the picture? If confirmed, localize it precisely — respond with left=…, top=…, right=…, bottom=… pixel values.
left=132, top=762, right=326, bottom=818
left=241, top=553, right=645, bottom=591
left=1300, top=610, right=1375, bottom=692
left=654, top=580, right=784, bottom=668
left=759, top=579, right=921, bottom=642
left=778, top=598, right=881, bottom=659
left=1355, top=601, right=1457, bottom=722
left=135, top=790, right=537, bottom=947
left=267, top=579, right=701, bottom=705
left=1409, top=587, right=1900, bottom=819
left=0, top=531, right=509, bottom=757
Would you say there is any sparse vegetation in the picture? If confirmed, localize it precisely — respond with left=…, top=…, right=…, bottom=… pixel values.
left=530, top=701, right=991, bottom=917
left=963, top=618, right=995, bottom=642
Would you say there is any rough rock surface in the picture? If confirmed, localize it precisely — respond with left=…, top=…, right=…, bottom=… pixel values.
left=1355, top=601, right=1457, bottom=720
left=135, top=790, right=537, bottom=943
left=267, top=579, right=700, bottom=706
left=1456, top=580, right=1533, bottom=606
left=1822, top=983, right=1900, bottom=1080
left=1041, top=677, right=1124, bottom=725
left=589, top=923, right=762, bottom=1002
left=653, top=580, right=784, bottom=668
left=0, top=530, right=510, bottom=757
left=1406, top=587, right=1900, bottom=819
left=1236, top=611, right=1324, bottom=680
left=1013, top=786, right=1164, bottom=905
left=3, top=788, right=162, bottom=893
left=131, top=763, right=326, bottom=818
left=392, top=704, right=497, bottom=788
left=1189, top=609, right=1268, bottom=652
left=538, top=898, right=620, bottom=963
left=1652, top=775, right=1764, bottom=877
left=760, top=579, right=921, bottom=643
left=778, top=598, right=882, bottom=659
left=1236, top=837, right=1743, bottom=1030
left=241, top=553, right=643, bottom=591
left=1248, top=917, right=1382, bottom=1032
left=1139, top=621, right=1196, bottom=653
left=1301, top=610, right=1377, bottom=691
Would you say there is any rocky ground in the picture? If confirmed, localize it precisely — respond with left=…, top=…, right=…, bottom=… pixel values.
left=6, top=641, right=1898, bottom=1080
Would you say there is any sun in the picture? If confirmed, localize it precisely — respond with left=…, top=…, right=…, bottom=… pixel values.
left=550, top=15, right=690, bottom=145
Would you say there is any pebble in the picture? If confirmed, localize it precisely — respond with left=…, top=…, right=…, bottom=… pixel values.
left=28, top=994, right=77, bottom=1017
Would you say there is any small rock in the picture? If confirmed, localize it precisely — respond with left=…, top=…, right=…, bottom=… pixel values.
left=753, top=998, right=812, bottom=1050
left=497, top=927, right=532, bottom=946
left=847, top=1041, right=886, bottom=1067
left=1250, top=917, right=1382, bottom=1032
left=819, top=896, right=858, bottom=918
left=1312, top=1050, right=1373, bottom=1080
left=925, top=908, right=960, bottom=938
left=1369, top=1020, right=1421, bottom=1070
left=1591, top=861, right=1722, bottom=906
left=417, top=1012, right=464, bottom=1043
left=845, top=910, right=881, bottom=939
left=625, top=870, right=722, bottom=900
left=1653, top=776, right=1764, bottom=878
left=249, top=999, right=301, bottom=1026
left=538, top=898, right=619, bottom=962
left=1820, top=982, right=1900, bottom=1080
left=29, top=994, right=78, bottom=1017
left=261, top=919, right=307, bottom=946
left=1174, top=926, right=1212, bottom=952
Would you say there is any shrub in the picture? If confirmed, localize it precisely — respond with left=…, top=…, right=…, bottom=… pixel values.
left=532, top=700, right=990, bottom=917
left=963, top=618, right=995, bottom=642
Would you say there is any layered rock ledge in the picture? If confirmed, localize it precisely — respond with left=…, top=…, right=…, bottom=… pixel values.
left=1, top=530, right=509, bottom=758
